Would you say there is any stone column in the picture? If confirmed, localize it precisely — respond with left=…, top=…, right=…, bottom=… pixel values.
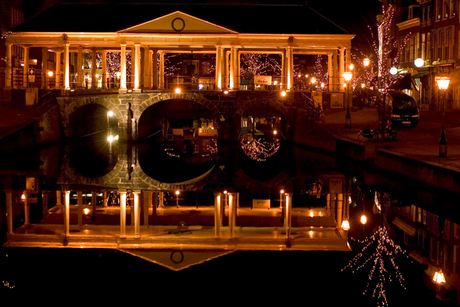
left=56, top=190, right=62, bottom=206
left=120, top=44, right=127, bottom=90
left=120, top=191, right=127, bottom=237
left=5, top=43, right=12, bottom=89
left=134, top=43, right=141, bottom=90
left=23, top=46, right=29, bottom=88
left=143, top=46, right=152, bottom=89
left=55, top=51, right=61, bottom=89
left=102, top=51, right=107, bottom=89
left=336, top=193, right=344, bottom=229
left=91, top=48, right=97, bottom=89
left=77, top=46, right=83, bottom=88
left=64, top=43, right=70, bottom=90
left=339, top=47, right=345, bottom=91
left=215, top=45, right=223, bottom=90
left=152, top=49, right=158, bottom=89
left=286, top=46, right=294, bottom=90
left=214, top=192, right=222, bottom=237
left=230, top=46, right=238, bottom=89
left=327, top=52, right=333, bottom=92
left=159, top=51, right=165, bottom=89
left=41, top=47, right=48, bottom=89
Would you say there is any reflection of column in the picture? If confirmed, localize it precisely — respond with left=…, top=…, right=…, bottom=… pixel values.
left=285, top=193, right=292, bottom=239
left=143, top=191, right=152, bottom=228
left=6, top=190, right=13, bottom=235
left=336, top=193, right=343, bottom=229
left=120, top=191, right=127, bottom=237
left=64, top=190, right=70, bottom=237
left=5, top=43, right=12, bottom=89
left=133, top=191, right=140, bottom=238
left=120, top=44, right=127, bottom=90
left=23, top=46, right=29, bottom=87
left=228, top=192, right=238, bottom=238
left=77, top=191, right=83, bottom=226
left=214, top=192, right=222, bottom=237
left=24, top=190, right=30, bottom=225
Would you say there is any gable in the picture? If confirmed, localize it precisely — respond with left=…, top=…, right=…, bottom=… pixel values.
left=119, top=11, right=238, bottom=34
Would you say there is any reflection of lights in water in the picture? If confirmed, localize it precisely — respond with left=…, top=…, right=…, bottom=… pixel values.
left=2, top=280, right=15, bottom=289
left=241, top=138, right=280, bottom=161
left=342, top=226, right=408, bottom=306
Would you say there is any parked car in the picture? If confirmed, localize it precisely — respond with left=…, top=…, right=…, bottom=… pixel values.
left=378, top=91, right=420, bottom=128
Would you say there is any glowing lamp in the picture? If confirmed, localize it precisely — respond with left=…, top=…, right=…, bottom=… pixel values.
left=343, top=71, right=352, bottom=82
left=363, top=58, right=370, bottom=67
left=47, top=71, right=54, bottom=77
left=360, top=214, right=368, bottom=225
left=436, top=76, right=451, bottom=90
left=107, top=111, right=114, bottom=117
left=175, top=88, right=181, bottom=94
left=433, top=270, right=446, bottom=284
left=280, top=90, right=287, bottom=97
left=390, top=67, right=398, bottom=75
left=341, top=220, right=350, bottom=231
left=175, top=190, right=180, bottom=196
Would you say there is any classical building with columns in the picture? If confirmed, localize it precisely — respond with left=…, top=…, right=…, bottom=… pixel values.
left=4, top=3, right=354, bottom=93
left=2, top=3, right=354, bottom=252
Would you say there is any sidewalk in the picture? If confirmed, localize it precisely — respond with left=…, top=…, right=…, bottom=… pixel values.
left=322, top=106, right=460, bottom=173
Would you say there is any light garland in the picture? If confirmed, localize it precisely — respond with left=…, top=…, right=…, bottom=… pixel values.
left=342, top=225, right=408, bottom=306
left=240, top=138, right=280, bottom=161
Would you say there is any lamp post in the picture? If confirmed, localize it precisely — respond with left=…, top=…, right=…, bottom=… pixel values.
left=343, top=71, right=353, bottom=128
left=436, top=76, right=450, bottom=157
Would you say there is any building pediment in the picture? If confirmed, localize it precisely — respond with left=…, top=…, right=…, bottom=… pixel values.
left=119, top=11, right=238, bottom=34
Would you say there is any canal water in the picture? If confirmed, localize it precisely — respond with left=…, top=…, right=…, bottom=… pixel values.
left=0, top=139, right=458, bottom=306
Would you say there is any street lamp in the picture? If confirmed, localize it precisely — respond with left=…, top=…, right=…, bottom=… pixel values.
left=363, top=58, right=370, bottom=67
left=414, top=58, right=424, bottom=68
left=343, top=71, right=353, bottom=128
left=436, top=76, right=450, bottom=157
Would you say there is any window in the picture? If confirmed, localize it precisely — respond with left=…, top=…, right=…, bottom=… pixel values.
left=451, top=0, right=456, bottom=17
left=437, top=0, right=442, bottom=20
left=444, top=0, right=450, bottom=18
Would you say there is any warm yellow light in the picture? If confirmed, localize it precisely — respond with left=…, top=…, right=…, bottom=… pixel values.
left=360, top=214, right=368, bottom=225
left=280, top=189, right=285, bottom=194
left=47, top=71, right=54, bottom=77
left=343, top=71, right=352, bottom=82
left=175, top=190, right=180, bottom=196
left=363, top=58, right=370, bottom=67
left=21, top=193, right=26, bottom=200
left=280, top=90, right=287, bottom=97
left=223, top=90, right=229, bottom=95
left=83, top=208, right=90, bottom=215
left=433, top=270, right=446, bottom=284
left=311, top=77, right=316, bottom=84
left=436, top=76, right=451, bottom=90
left=389, top=67, right=398, bottom=75
left=107, top=135, right=118, bottom=143
left=107, top=111, right=114, bottom=117
left=223, top=190, right=228, bottom=195
left=273, top=129, right=278, bottom=135
left=320, top=82, right=325, bottom=89
left=361, top=83, right=366, bottom=89
left=341, top=220, right=350, bottom=231
left=349, top=63, right=354, bottom=71
left=175, top=88, right=181, bottom=94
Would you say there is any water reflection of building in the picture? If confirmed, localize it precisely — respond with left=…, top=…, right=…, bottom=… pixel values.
left=391, top=204, right=460, bottom=303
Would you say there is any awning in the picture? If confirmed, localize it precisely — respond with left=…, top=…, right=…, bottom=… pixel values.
left=392, top=217, right=416, bottom=236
